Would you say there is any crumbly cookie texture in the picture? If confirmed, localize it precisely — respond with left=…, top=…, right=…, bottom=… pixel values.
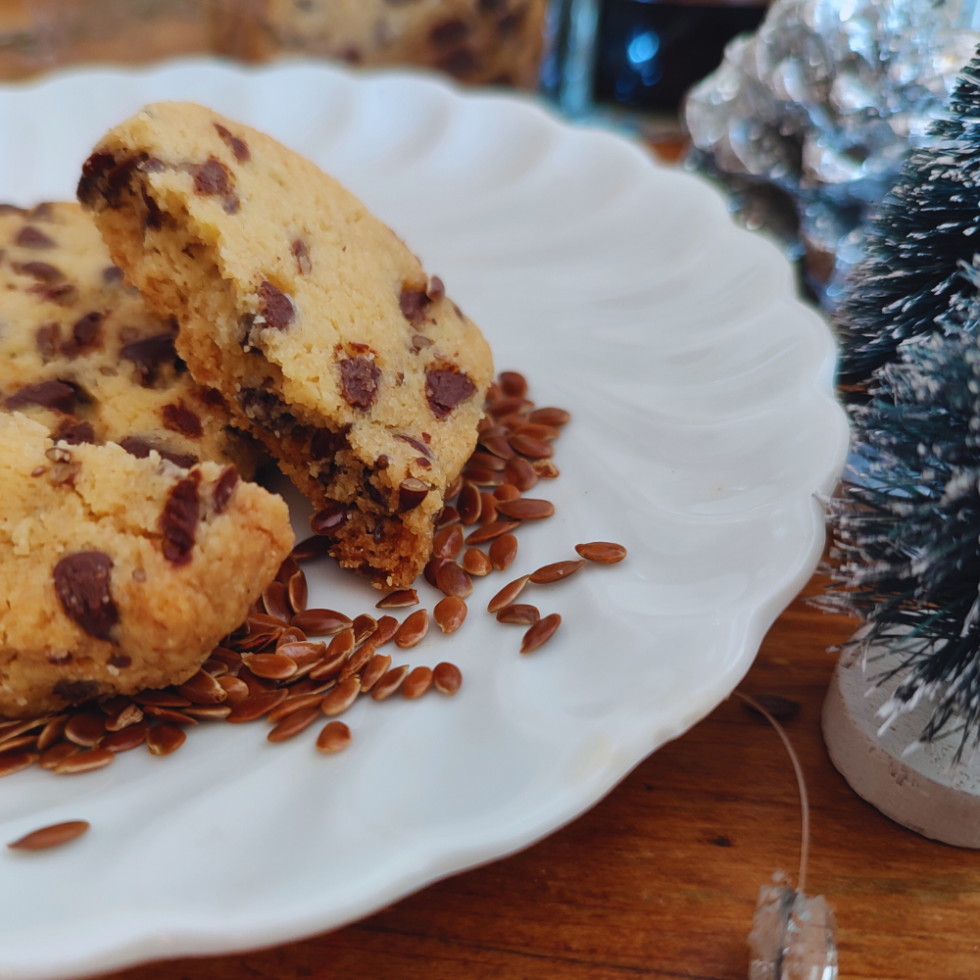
left=0, top=201, right=259, bottom=475
left=210, top=0, right=547, bottom=89
left=79, top=102, right=493, bottom=588
left=0, top=413, right=294, bottom=719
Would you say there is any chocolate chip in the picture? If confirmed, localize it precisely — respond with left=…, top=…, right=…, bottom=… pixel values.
left=6, top=379, right=76, bottom=413
left=0, top=204, right=25, bottom=215
left=194, top=157, right=231, bottom=196
left=29, top=203, right=53, bottom=221
left=15, top=226, right=55, bottom=249
left=259, top=281, right=294, bottom=330
left=141, top=185, right=163, bottom=230
left=310, top=426, right=349, bottom=461
left=35, top=323, right=61, bottom=359
left=292, top=239, right=312, bottom=275
left=53, top=679, right=101, bottom=704
left=108, top=653, right=132, bottom=669
left=399, top=288, right=431, bottom=326
left=53, top=551, right=119, bottom=640
left=76, top=152, right=117, bottom=207
left=214, top=123, right=250, bottom=163
left=121, top=333, right=177, bottom=385
left=212, top=466, right=239, bottom=513
left=416, top=457, right=432, bottom=468
left=340, top=356, right=381, bottom=410
left=160, top=471, right=201, bottom=566
left=161, top=402, right=203, bottom=438
left=28, top=282, right=78, bottom=307
left=312, top=501, right=348, bottom=535
left=63, top=311, right=103, bottom=358
left=14, top=261, right=64, bottom=283
left=397, top=434, right=432, bottom=458
left=364, top=477, right=388, bottom=508
left=54, top=419, right=95, bottom=445
left=426, top=368, right=477, bottom=419
left=427, top=276, right=445, bottom=300
left=223, top=194, right=240, bottom=215
left=412, top=334, right=434, bottom=351
left=430, top=18, right=470, bottom=46
left=102, top=265, right=125, bottom=284
left=118, top=436, right=196, bottom=469
left=398, top=478, right=430, bottom=512
left=376, top=454, right=389, bottom=469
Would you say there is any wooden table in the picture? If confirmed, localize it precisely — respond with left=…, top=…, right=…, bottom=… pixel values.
left=91, top=571, right=980, bottom=980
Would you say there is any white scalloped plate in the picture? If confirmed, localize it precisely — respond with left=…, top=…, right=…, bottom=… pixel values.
left=0, top=60, right=848, bottom=979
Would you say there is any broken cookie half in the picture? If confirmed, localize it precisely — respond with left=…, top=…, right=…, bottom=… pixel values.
left=79, top=102, right=493, bottom=589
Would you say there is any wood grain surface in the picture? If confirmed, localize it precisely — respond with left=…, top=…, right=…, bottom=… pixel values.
left=89, top=572, right=980, bottom=980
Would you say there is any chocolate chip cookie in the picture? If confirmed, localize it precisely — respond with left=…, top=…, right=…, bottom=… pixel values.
left=79, top=103, right=493, bottom=588
left=0, top=201, right=259, bottom=474
left=0, top=412, right=293, bottom=719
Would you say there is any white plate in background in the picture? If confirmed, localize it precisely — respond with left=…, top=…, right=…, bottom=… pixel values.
left=0, top=59, right=849, bottom=980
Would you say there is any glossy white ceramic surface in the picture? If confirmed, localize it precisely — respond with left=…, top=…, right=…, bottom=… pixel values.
left=0, top=59, right=849, bottom=979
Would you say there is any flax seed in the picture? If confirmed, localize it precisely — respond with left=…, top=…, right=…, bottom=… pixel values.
left=457, top=482, right=482, bottom=525
left=146, top=725, right=186, bottom=757
left=262, top=581, right=292, bottom=623
left=54, top=747, right=114, bottom=774
left=433, top=525, right=464, bottom=560
left=291, top=608, right=353, bottom=635
left=493, top=483, right=521, bottom=502
left=395, top=609, right=429, bottom=648
left=498, top=371, right=528, bottom=399
left=182, top=705, right=233, bottom=721
left=291, top=534, right=331, bottom=562
left=371, top=664, right=411, bottom=701
left=177, top=669, right=228, bottom=703
left=288, top=570, right=309, bottom=614
left=352, top=614, right=378, bottom=645
left=479, top=493, right=498, bottom=525
left=462, top=548, right=493, bottom=576
left=402, top=666, right=433, bottom=700
left=268, top=706, right=321, bottom=742
left=37, top=715, right=68, bottom=751
left=488, top=575, right=531, bottom=612
left=434, top=596, right=467, bottom=634
left=376, top=589, right=419, bottom=609
left=437, top=562, right=473, bottom=599
left=226, top=689, right=289, bottom=723
left=64, top=713, right=106, bottom=747
left=245, top=653, right=298, bottom=681
left=433, top=662, right=463, bottom=696
left=575, top=541, right=628, bottom=564
left=496, top=603, right=540, bottom=625
left=217, top=675, right=250, bottom=704
left=513, top=422, right=560, bottom=442
left=531, top=459, right=560, bottom=479
left=321, top=677, right=361, bottom=716
left=316, top=721, right=352, bottom=753
left=8, top=820, right=90, bottom=851
left=39, top=743, right=79, bottom=770
left=359, top=653, right=392, bottom=692
left=488, top=533, right=518, bottom=571
left=103, top=702, right=144, bottom=731
left=436, top=505, right=461, bottom=528
left=529, top=560, right=584, bottom=584
left=373, top=615, right=399, bottom=647
left=140, top=705, right=198, bottom=726
left=101, top=721, right=149, bottom=751
left=504, top=456, right=537, bottom=492
left=465, top=521, right=521, bottom=545
left=529, top=407, right=570, bottom=426
left=520, top=613, right=562, bottom=654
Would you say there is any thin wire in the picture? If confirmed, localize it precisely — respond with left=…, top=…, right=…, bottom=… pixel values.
left=734, top=691, right=810, bottom=895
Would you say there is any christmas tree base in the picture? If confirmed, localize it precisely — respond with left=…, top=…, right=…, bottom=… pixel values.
left=822, top=653, right=980, bottom=848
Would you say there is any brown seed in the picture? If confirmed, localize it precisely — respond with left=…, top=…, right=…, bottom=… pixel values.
left=529, top=560, right=585, bottom=585
left=424, top=555, right=449, bottom=588
left=37, top=715, right=68, bottom=751
left=395, top=609, right=429, bottom=648
left=101, top=721, right=150, bottom=751
left=479, top=493, right=498, bottom=525
left=211, top=646, right=245, bottom=669
left=462, top=548, right=493, bottom=576
left=376, top=589, right=419, bottom=609
left=262, top=580, right=292, bottom=623
left=402, top=666, right=433, bottom=700
left=291, top=535, right=332, bottom=562
left=461, top=467, right=504, bottom=487
left=575, top=541, right=628, bottom=564
left=39, top=743, right=79, bottom=770
left=529, top=407, right=570, bottom=426
left=217, top=675, right=250, bottom=704
left=498, top=371, right=528, bottom=398
left=497, top=412, right=530, bottom=431
left=457, top=482, right=482, bottom=525
left=275, top=554, right=301, bottom=587
left=174, top=703, right=229, bottom=721
left=371, top=665, right=410, bottom=701
left=532, top=459, right=560, bottom=479
left=373, top=615, right=399, bottom=647
left=133, top=690, right=191, bottom=708
left=245, top=653, right=298, bottom=681
left=339, top=642, right=375, bottom=682
left=0, top=735, right=37, bottom=753
left=234, top=627, right=282, bottom=653
left=436, top=562, right=473, bottom=599
left=267, top=693, right=326, bottom=723
left=513, top=422, right=560, bottom=442
left=0, top=716, right=51, bottom=745
left=504, top=455, right=537, bottom=492
left=8, top=820, right=90, bottom=851
left=433, top=524, right=464, bottom=560
left=488, top=533, right=518, bottom=571
left=104, top=702, right=144, bottom=731
left=201, top=658, right=229, bottom=677
left=398, top=478, right=430, bottom=512
left=433, top=596, right=467, bottom=634
left=310, top=636, right=355, bottom=681
left=468, top=450, right=507, bottom=472
left=433, top=662, right=463, bottom=696
left=292, top=608, right=353, bottom=635
left=310, top=501, right=349, bottom=537
left=484, top=382, right=503, bottom=404
left=465, top=521, right=521, bottom=545
left=493, top=483, right=521, bottom=502
left=177, top=669, right=228, bottom=704
left=496, top=603, right=540, bottom=625
left=436, top=505, right=461, bottom=528
left=226, top=689, right=289, bottom=723
left=140, top=705, right=198, bottom=726
left=520, top=613, right=562, bottom=654
left=321, top=677, right=361, bottom=716
left=268, top=706, right=321, bottom=743
left=248, top=611, right=290, bottom=631
left=288, top=570, right=309, bottom=614
left=146, top=724, right=186, bottom=757
left=64, top=713, right=106, bottom=747
left=276, top=640, right=327, bottom=668
left=316, top=721, right=352, bottom=753
left=479, top=432, right=516, bottom=460
left=238, top=665, right=276, bottom=695
left=359, top=653, right=392, bottom=692
left=446, top=474, right=464, bottom=499
left=495, top=498, right=555, bottom=521
left=488, top=575, right=531, bottom=612
left=54, top=747, right=114, bottom=774
left=352, top=614, right=378, bottom=645
left=486, top=396, right=533, bottom=418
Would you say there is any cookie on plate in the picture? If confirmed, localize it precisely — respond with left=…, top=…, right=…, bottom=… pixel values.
left=210, top=0, right=548, bottom=89
left=0, top=201, right=259, bottom=474
left=0, top=413, right=294, bottom=719
left=79, top=102, right=493, bottom=588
